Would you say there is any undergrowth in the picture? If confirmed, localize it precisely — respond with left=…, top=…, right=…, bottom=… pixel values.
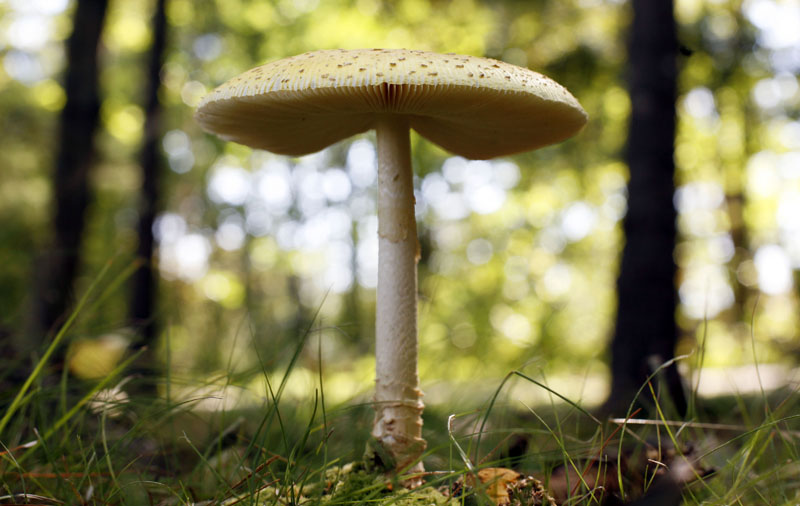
left=1, top=265, right=798, bottom=505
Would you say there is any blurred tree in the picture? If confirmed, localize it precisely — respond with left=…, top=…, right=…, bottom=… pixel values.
left=129, top=0, right=168, bottom=353
left=606, top=0, right=687, bottom=416
left=22, top=0, right=109, bottom=357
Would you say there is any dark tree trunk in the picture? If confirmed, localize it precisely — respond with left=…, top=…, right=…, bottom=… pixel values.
left=24, top=0, right=109, bottom=354
left=125, top=0, right=168, bottom=396
left=606, top=0, right=687, bottom=416
left=129, top=0, right=167, bottom=350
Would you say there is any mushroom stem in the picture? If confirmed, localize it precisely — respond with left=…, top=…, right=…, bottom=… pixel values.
left=372, top=115, right=426, bottom=478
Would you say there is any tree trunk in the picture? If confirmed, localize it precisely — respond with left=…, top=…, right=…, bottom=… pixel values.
left=129, top=0, right=168, bottom=351
left=606, top=0, right=687, bottom=416
left=23, top=0, right=109, bottom=355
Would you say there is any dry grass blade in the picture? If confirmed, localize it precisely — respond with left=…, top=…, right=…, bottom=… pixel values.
left=0, top=493, right=64, bottom=504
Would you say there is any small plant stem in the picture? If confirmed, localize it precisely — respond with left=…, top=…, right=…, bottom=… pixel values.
left=372, top=115, right=425, bottom=478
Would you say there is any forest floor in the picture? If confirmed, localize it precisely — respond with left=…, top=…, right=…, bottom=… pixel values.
left=1, top=357, right=798, bottom=505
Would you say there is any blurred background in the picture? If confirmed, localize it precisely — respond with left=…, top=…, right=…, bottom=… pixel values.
left=0, top=0, right=798, bottom=418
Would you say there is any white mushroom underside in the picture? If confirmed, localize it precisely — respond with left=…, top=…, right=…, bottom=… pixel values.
left=198, top=85, right=579, bottom=159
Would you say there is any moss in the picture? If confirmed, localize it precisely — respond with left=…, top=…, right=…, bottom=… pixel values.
left=384, top=485, right=458, bottom=505
left=244, top=463, right=559, bottom=505
left=242, top=462, right=465, bottom=505
left=297, top=462, right=458, bottom=505
left=324, top=462, right=392, bottom=502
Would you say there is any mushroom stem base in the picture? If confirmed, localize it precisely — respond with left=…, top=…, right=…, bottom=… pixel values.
left=372, top=116, right=426, bottom=481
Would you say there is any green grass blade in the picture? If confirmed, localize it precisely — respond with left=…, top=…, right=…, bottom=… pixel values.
left=0, top=260, right=113, bottom=436
left=473, top=370, right=601, bottom=464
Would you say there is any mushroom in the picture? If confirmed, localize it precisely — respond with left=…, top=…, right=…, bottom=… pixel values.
left=195, top=48, right=587, bottom=480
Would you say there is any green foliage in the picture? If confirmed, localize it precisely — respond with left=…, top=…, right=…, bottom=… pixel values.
left=0, top=5, right=799, bottom=497
left=0, top=256, right=797, bottom=503
left=2, top=328, right=799, bottom=504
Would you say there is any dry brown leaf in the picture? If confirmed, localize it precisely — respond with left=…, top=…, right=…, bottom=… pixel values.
left=460, top=467, right=556, bottom=506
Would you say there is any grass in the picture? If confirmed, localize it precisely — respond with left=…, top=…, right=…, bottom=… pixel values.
left=1, top=269, right=799, bottom=504
left=1, top=365, right=799, bottom=504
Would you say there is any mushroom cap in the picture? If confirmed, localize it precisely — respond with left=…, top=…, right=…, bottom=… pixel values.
left=195, top=48, right=587, bottom=160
